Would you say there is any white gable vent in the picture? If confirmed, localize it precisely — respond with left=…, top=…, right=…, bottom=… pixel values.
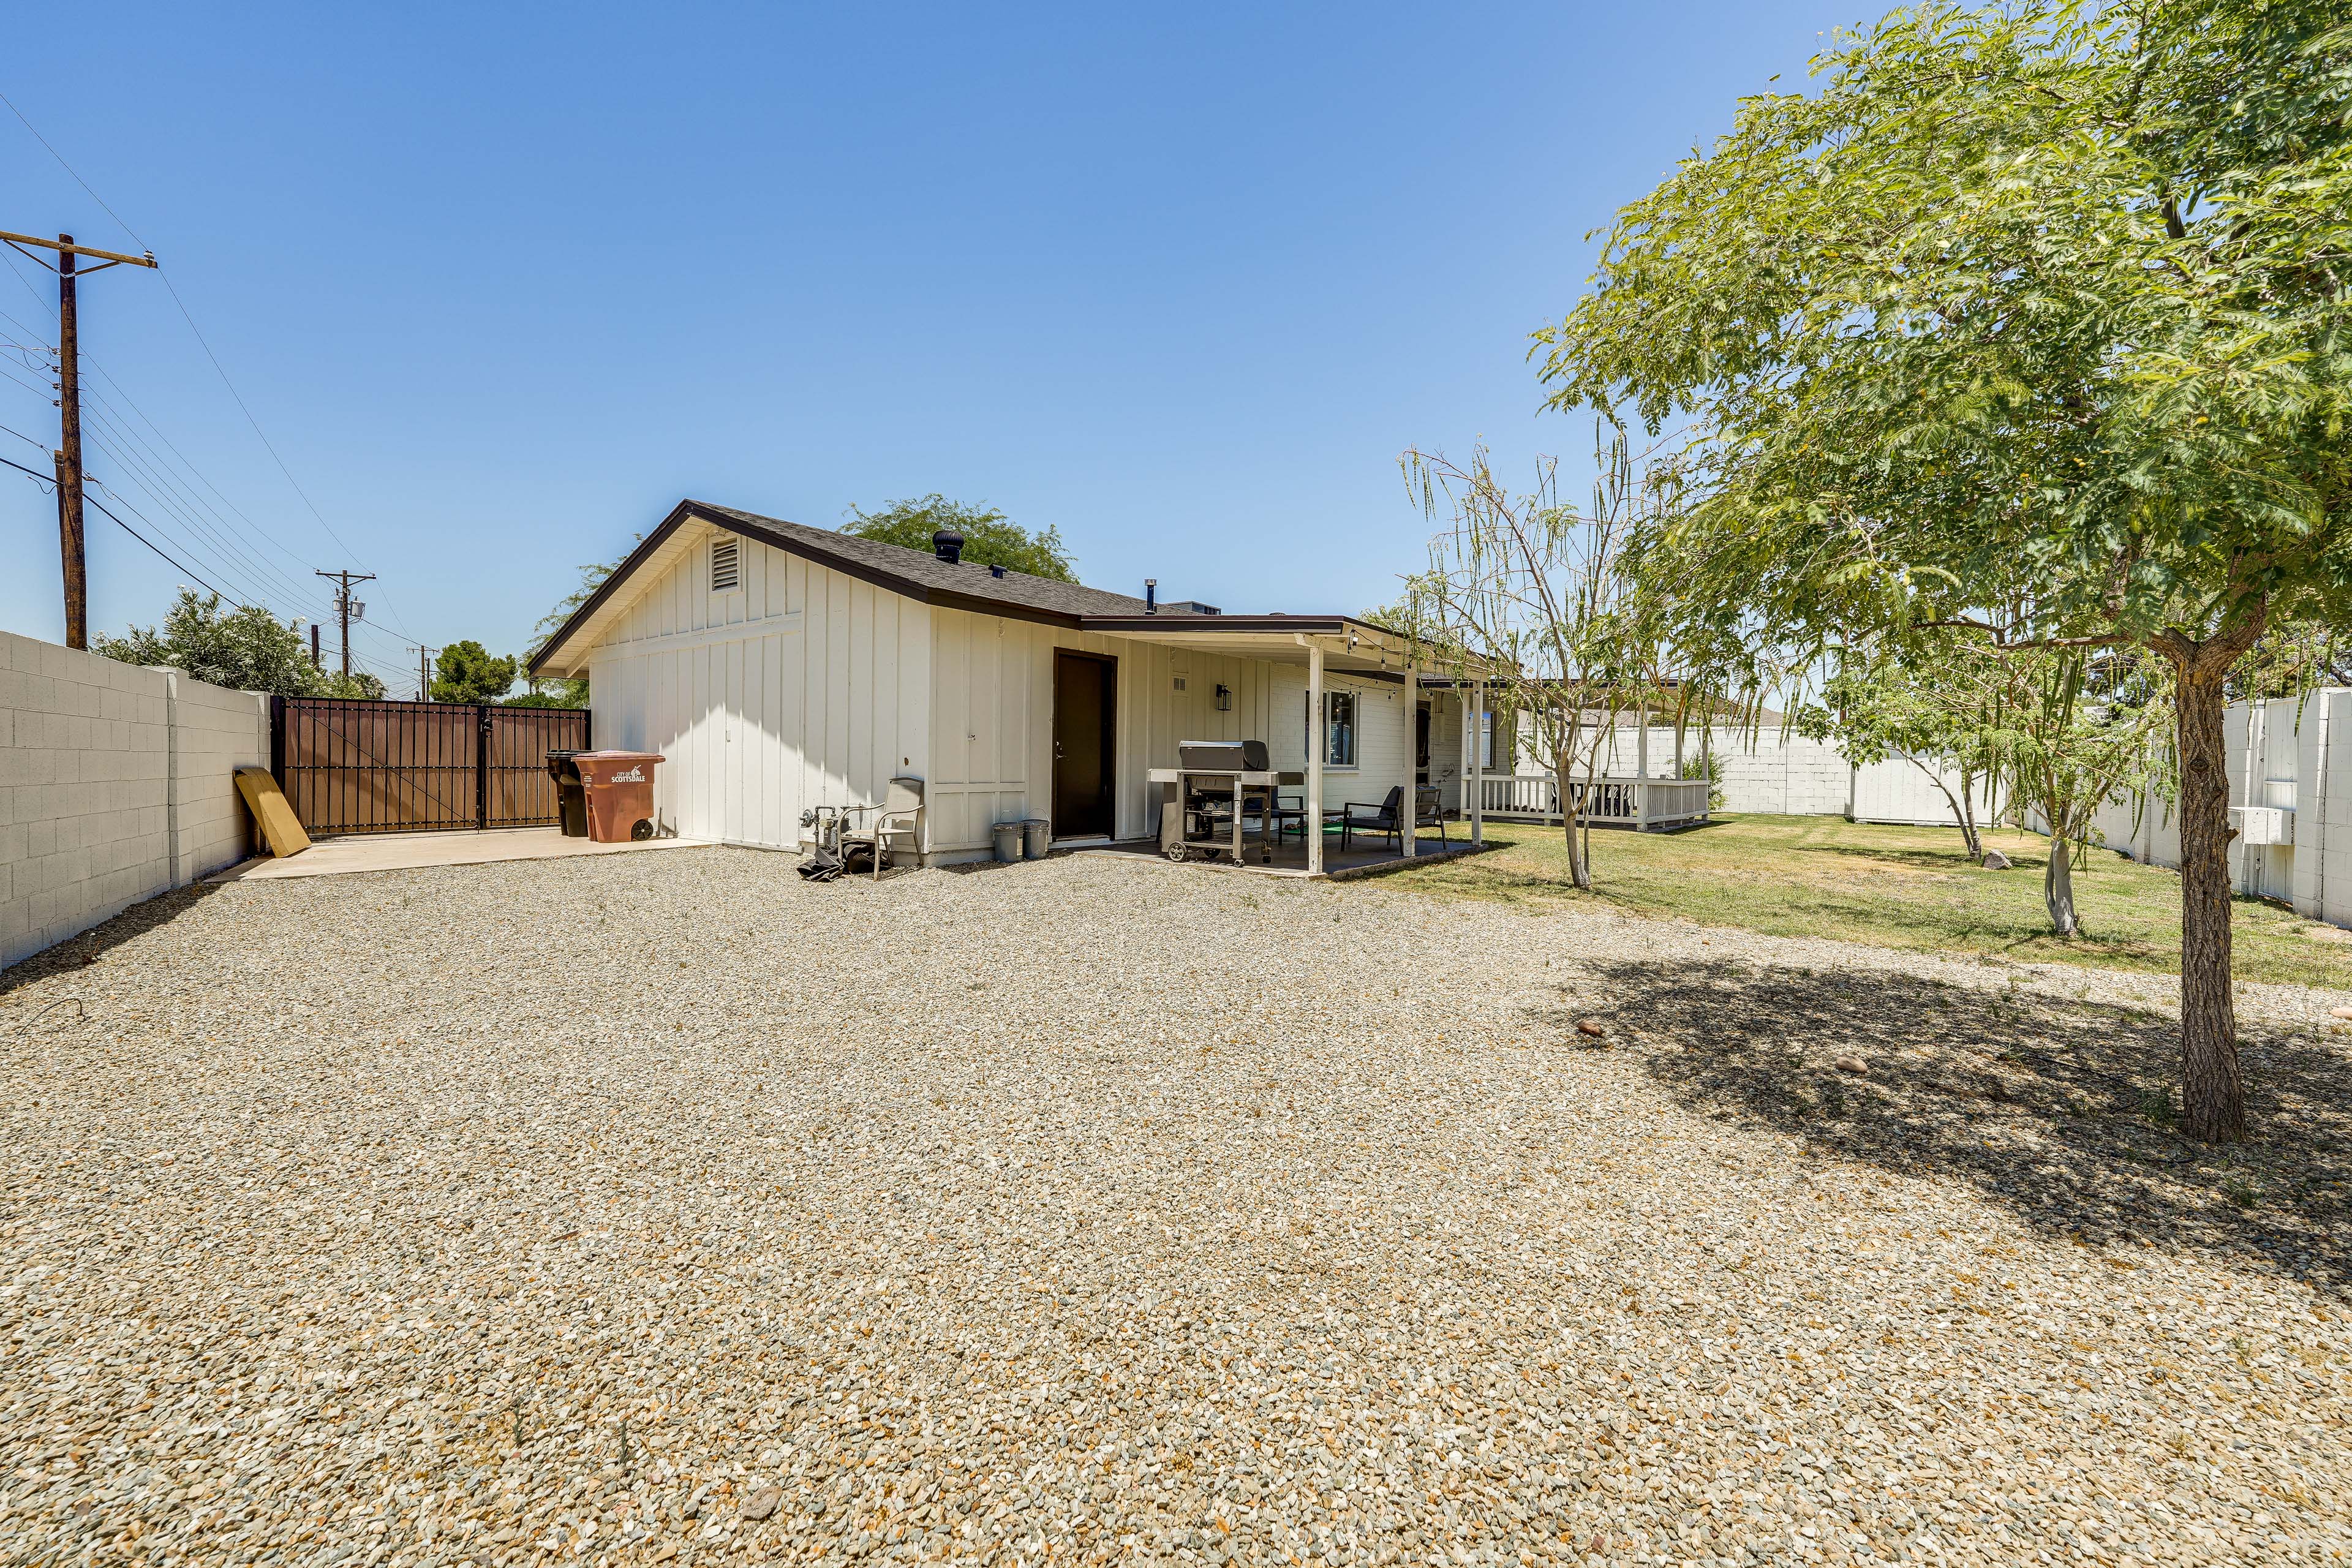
left=710, top=537, right=741, bottom=592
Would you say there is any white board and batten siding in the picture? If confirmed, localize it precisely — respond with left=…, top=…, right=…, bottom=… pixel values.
left=578, top=524, right=1424, bottom=861
left=927, top=611, right=1323, bottom=853
left=586, top=526, right=930, bottom=849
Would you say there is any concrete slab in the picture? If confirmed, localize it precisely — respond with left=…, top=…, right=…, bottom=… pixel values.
left=207, top=828, right=709, bottom=883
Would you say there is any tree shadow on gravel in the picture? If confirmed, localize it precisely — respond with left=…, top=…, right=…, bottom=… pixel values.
left=1561, top=959, right=2352, bottom=1290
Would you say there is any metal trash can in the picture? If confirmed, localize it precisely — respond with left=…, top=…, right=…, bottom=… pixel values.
left=1023, top=818, right=1051, bottom=859
left=575, top=750, right=665, bottom=843
left=992, top=821, right=1023, bottom=862
left=545, top=750, right=590, bottom=837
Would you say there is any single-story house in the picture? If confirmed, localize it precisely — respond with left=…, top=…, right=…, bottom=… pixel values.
left=529, top=500, right=1499, bottom=869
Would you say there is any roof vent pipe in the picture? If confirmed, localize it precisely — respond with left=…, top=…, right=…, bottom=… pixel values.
left=1145, top=578, right=1158, bottom=614
left=933, top=528, right=964, bottom=564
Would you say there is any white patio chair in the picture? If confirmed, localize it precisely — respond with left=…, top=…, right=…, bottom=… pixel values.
left=843, top=777, right=924, bottom=880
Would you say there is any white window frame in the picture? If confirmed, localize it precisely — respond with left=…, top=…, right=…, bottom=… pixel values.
left=1479, top=710, right=1498, bottom=771
left=1323, top=689, right=1358, bottom=770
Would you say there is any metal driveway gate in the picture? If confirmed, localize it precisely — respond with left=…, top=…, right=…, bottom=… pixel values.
left=271, top=697, right=590, bottom=835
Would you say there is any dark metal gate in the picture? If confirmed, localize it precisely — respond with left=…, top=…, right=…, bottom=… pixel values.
left=271, top=697, right=590, bottom=835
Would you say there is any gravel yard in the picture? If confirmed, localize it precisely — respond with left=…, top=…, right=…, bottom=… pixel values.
left=4, top=846, right=2350, bottom=1567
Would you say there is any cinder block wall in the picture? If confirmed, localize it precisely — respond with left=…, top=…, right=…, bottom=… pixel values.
left=1, top=630, right=270, bottom=970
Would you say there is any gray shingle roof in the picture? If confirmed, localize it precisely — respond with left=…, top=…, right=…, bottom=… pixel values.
left=695, top=502, right=1185, bottom=622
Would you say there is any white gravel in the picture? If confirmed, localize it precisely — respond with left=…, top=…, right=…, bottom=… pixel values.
left=4, top=845, right=2350, bottom=1567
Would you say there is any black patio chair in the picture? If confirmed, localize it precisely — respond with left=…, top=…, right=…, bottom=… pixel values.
left=1325, top=785, right=1450, bottom=853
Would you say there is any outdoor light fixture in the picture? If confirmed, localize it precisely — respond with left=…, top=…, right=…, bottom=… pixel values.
left=1214, top=684, right=1232, bottom=712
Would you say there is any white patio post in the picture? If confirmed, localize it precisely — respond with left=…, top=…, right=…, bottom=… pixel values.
left=1700, top=719, right=1713, bottom=822
left=1635, top=700, right=1651, bottom=832
left=1306, top=639, right=1325, bottom=877
left=1458, top=685, right=1471, bottom=836
left=1470, top=679, right=1485, bottom=846
left=1400, top=665, right=1419, bottom=858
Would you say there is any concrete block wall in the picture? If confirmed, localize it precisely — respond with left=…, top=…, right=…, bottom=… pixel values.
left=1, top=630, right=270, bottom=970
left=1688, top=728, right=1852, bottom=816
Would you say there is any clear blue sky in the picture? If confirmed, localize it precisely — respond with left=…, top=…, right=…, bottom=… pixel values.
left=3, top=2, right=1853, bottom=694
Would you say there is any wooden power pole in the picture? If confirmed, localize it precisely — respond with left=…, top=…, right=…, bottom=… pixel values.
left=0, top=229, right=157, bottom=649
left=409, top=644, right=440, bottom=702
left=315, top=568, right=374, bottom=679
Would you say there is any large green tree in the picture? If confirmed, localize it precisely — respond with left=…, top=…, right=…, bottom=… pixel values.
left=1539, top=0, right=2351, bottom=1140
left=842, top=496, right=1077, bottom=582
left=431, top=641, right=519, bottom=704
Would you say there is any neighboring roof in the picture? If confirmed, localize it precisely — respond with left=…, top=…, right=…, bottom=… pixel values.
left=531, top=499, right=1348, bottom=676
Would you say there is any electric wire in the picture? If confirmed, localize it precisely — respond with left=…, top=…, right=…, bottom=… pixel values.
left=74, top=379, right=420, bottom=672
left=3, top=448, right=236, bottom=605
left=78, top=397, right=337, bottom=617
left=1, top=88, right=428, bottom=646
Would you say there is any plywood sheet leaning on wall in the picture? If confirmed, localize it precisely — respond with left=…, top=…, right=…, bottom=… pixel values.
left=235, top=767, right=312, bottom=858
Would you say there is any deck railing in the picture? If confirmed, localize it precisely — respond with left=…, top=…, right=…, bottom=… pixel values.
left=1476, top=774, right=1710, bottom=829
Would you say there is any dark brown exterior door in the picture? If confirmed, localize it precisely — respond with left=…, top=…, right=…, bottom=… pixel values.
left=1052, top=650, right=1117, bottom=838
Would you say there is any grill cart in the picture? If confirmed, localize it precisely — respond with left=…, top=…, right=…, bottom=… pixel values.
left=1149, top=740, right=1301, bottom=864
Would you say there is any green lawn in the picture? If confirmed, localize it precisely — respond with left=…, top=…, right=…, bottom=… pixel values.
left=1394, top=813, right=2352, bottom=991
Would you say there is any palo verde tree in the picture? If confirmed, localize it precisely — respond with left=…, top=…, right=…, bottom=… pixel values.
left=1985, top=644, right=2174, bottom=937
left=1398, top=422, right=1665, bottom=891
left=1802, top=640, right=2003, bottom=863
left=1539, top=1, right=2352, bottom=1140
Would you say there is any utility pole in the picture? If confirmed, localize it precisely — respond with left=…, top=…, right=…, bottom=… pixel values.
left=409, top=645, right=440, bottom=702
left=0, top=230, right=157, bottom=649
left=315, top=569, right=374, bottom=679
left=310, top=623, right=322, bottom=669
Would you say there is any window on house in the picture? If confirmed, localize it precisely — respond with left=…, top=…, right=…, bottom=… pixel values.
left=710, top=537, right=741, bottom=593
left=1479, top=710, right=1497, bottom=770
left=1325, top=690, right=1356, bottom=767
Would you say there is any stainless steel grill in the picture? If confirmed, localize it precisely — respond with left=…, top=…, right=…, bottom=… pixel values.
left=1151, top=741, right=1297, bottom=864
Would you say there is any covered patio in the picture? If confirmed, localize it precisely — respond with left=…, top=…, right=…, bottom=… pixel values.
left=1073, top=616, right=1503, bottom=878
left=1078, top=825, right=1482, bottom=880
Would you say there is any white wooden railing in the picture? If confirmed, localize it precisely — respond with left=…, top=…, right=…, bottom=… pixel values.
left=1477, top=774, right=1710, bottom=829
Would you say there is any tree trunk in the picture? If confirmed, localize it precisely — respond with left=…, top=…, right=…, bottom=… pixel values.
left=1958, top=770, right=1984, bottom=861
left=2172, top=666, right=2242, bottom=1140
left=1558, top=767, right=1590, bottom=891
left=2043, top=832, right=2078, bottom=937
left=2154, top=605, right=2264, bottom=1145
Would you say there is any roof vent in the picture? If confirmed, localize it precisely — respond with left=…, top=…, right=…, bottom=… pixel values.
left=710, top=536, right=741, bottom=592
left=933, top=528, right=964, bottom=564
left=990, top=564, right=1006, bottom=579
left=1145, top=578, right=1158, bottom=614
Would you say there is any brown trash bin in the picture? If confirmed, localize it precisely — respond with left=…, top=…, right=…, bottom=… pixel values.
left=574, top=750, right=664, bottom=843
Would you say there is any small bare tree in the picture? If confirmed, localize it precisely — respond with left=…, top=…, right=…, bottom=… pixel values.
left=1398, top=421, right=1662, bottom=891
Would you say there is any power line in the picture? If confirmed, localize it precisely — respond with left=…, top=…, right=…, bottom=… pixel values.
left=78, top=398, right=334, bottom=617
left=0, top=88, right=426, bottom=644
left=4, top=449, right=234, bottom=605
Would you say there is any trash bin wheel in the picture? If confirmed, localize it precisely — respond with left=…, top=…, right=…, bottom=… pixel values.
left=631, top=819, right=654, bottom=842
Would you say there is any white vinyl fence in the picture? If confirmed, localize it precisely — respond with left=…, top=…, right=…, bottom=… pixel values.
left=2090, top=689, right=2351, bottom=928
left=1499, top=723, right=1855, bottom=820
left=2, top=629, right=269, bottom=970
